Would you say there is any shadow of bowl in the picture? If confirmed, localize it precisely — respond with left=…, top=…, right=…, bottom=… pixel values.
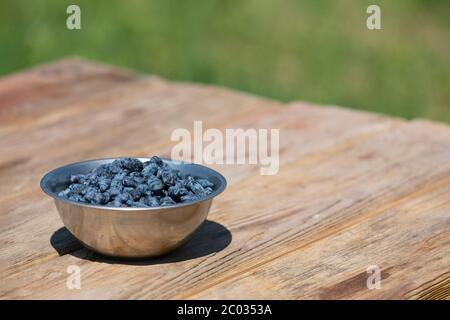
left=50, top=220, right=232, bottom=265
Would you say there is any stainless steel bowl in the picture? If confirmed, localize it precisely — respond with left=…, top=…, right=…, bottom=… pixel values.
left=40, top=158, right=227, bottom=259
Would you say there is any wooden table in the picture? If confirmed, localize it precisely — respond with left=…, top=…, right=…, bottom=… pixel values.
left=0, top=58, right=449, bottom=300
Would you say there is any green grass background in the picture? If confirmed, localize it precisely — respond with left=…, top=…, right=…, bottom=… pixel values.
left=0, top=0, right=449, bottom=121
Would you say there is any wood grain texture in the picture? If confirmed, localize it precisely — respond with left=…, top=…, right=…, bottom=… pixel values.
left=0, top=58, right=449, bottom=300
left=0, top=57, right=140, bottom=129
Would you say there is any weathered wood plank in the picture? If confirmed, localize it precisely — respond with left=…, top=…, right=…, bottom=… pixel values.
left=2, top=119, right=449, bottom=299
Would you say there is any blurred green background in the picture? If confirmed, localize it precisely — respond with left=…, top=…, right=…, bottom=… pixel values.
left=0, top=0, right=449, bottom=121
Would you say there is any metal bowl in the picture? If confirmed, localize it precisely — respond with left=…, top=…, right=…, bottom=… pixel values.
left=40, top=158, right=227, bottom=259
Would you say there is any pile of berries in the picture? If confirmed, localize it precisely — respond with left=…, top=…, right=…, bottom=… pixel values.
left=58, top=156, right=215, bottom=208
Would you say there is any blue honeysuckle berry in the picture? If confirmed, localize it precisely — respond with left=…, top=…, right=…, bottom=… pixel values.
left=130, top=189, right=141, bottom=201
left=168, top=185, right=189, bottom=201
left=137, top=184, right=149, bottom=194
left=186, top=179, right=206, bottom=196
left=144, top=196, right=160, bottom=207
left=98, top=177, right=111, bottom=192
left=108, top=185, right=122, bottom=197
left=68, top=193, right=84, bottom=202
left=197, top=179, right=214, bottom=188
left=122, top=158, right=144, bottom=172
left=69, top=183, right=84, bottom=194
left=160, top=167, right=175, bottom=186
left=70, top=174, right=86, bottom=184
left=204, top=187, right=213, bottom=195
left=149, top=156, right=164, bottom=166
left=93, top=164, right=110, bottom=176
left=160, top=196, right=176, bottom=206
left=122, top=176, right=136, bottom=187
left=142, top=162, right=159, bottom=177
left=147, top=176, right=164, bottom=193
left=180, top=194, right=200, bottom=203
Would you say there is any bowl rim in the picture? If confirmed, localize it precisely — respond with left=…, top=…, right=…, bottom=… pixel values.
left=40, top=157, right=227, bottom=211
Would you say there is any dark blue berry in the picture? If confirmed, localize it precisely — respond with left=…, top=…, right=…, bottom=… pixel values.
left=160, top=196, right=176, bottom=206
left=147, top=176, right=164, bottom=193
left=98, top=177, right=111, bottom=192
left=91, top=192, right=109, bottom=205
left=197, top=179, right=214, bottom=188
left=108, top=185, right=122, bottom=197
left=186, top=179, right=206, bottom=195
left=130, top=189, right=141, bottom=201
left=168, top=185, right=189, bottom=201
left=69, top=183, right=84, bottom=194
left=70, top=174, right=86, bottom=184
left=93, top=164, right=110, bottom=176
left=115, top=192, right=129, bottom=203
left=150, top=156, right=164, bottom=166
left=160, top=168, right=175, bottom=186
left=123, top=187, right=135, bottom=193
left=181, top=194, right=200, bottom=203
left=142, top=163, right=159, bottom=177
left=123, top=176, right=136, bottom=187
left=204, top=187, right=213, bottom=195
left=137, top=184, right=149, bottom=194
left=68, top=193, right=84, bottom=202
left=122, top=158, right=144, bottom=172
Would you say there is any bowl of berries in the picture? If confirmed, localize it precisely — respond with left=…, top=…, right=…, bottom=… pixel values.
left=40, top=156, right=227, bottom=258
